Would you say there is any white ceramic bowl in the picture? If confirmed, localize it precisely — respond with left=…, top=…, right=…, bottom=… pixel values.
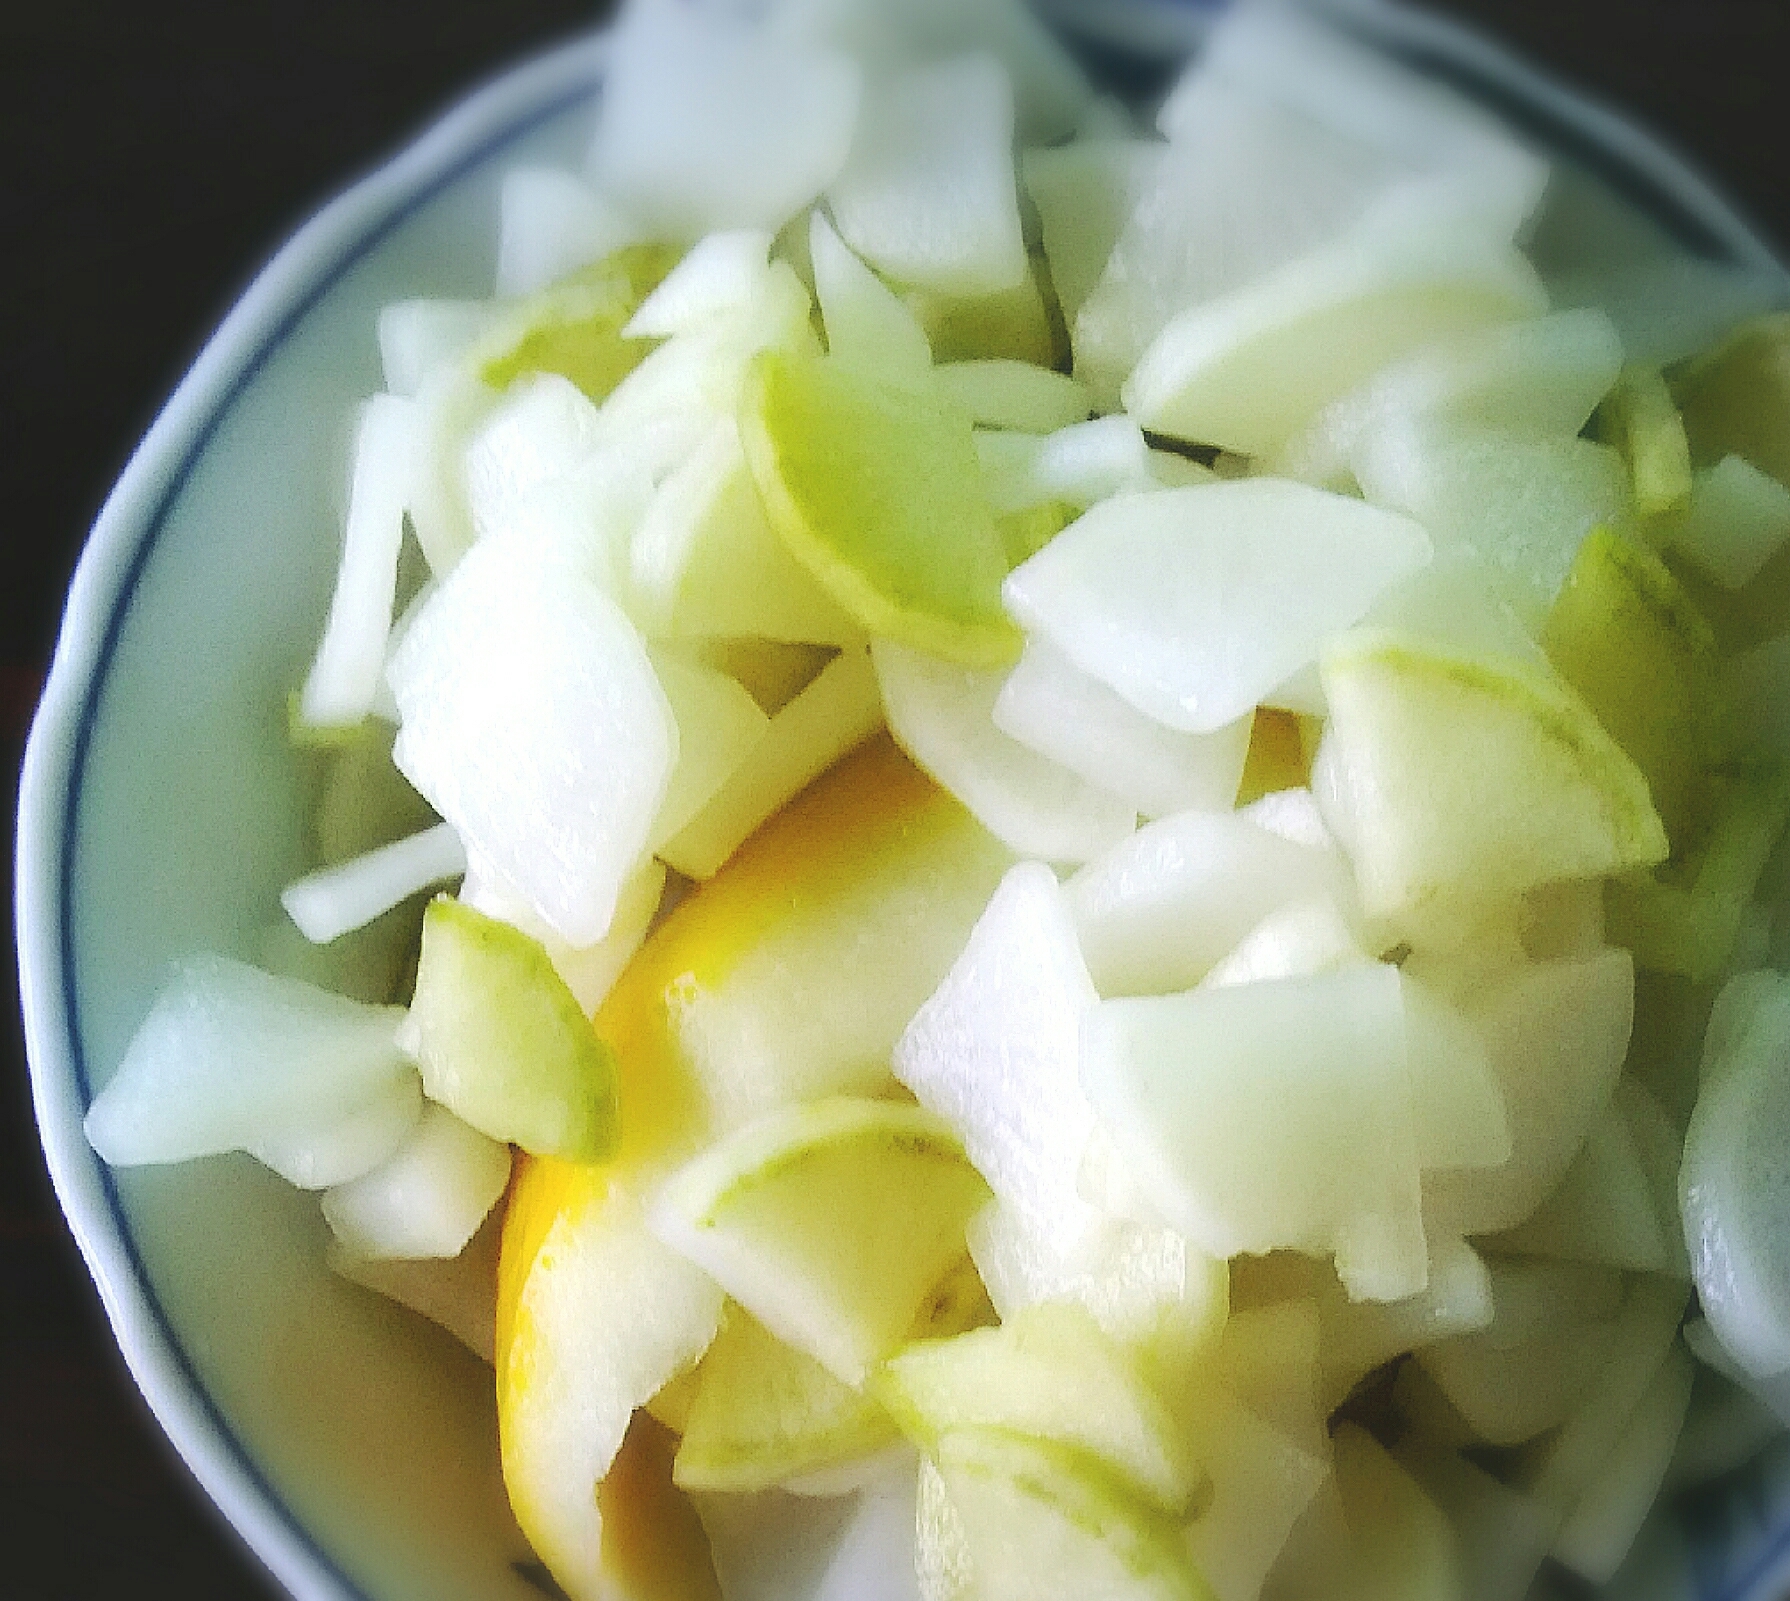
left=17, top=4, right=1790, bottom=1598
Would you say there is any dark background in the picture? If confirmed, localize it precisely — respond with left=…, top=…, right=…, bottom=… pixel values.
left=4, top=2, right=1788, bottom=1596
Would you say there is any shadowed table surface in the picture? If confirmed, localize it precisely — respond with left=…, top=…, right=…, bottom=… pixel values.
left=4, top=2, right=1788, bottom=1595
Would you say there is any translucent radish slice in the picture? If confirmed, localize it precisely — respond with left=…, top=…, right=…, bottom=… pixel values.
left=1082, top=964, right=1428, bottom=1301
left=377, top=299, right=493, bottom=397
left=495, top=166, right=640, bottom=300
left=1003, top=480, right=1431, bottom=736
left=298, top=394, right=419, bottom=730
left=590, top=2, right=861, bottom=238
left=873, top=639, right=1136, bottom=865
left=1671, top=454, right=1790, bottom=589
left=659, top=647, right=885, bottom=881
left=624, top=230, right=777, bottom=339
left=463, top=373, right=604, bottom=544
left=1066, top=808, right=1355, bottom=998
left=994, top=637, right=1250, bottom=821
left=388, top=537, right=677, bottom=948
left=321, top=1102, right=513, bottom=1260
left=828, top=55, right=1028, bottom=298
left=281, top=821, right=466, bottom=946
left=976, top=417, right=1162, bottom=516
left=934, top=361, right=1089, bottom=434
left=648, top=651, right=772, bottom=851
left=1681, top=971, right=1790, bottom=1381
left=893, top=862, right=1104, bottom=1249
left=809, top=212, right=933, bottom=385
left=811, top=1464, right=923, bottom=1601
left=1021, top=139, right=1161, bottom=325
left=84, top=955, right=409, bottom=1167
left=1280, top=307, right=1626, bottom=487
left=250, top=1069, right=423, bottom=1191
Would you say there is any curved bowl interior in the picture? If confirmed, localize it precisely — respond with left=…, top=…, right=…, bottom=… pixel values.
left=16, top=6, right=1790, bottom=1599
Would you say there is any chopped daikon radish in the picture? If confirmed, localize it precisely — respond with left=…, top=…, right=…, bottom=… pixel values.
left=658, top=647, right=885, bottom=880
left=378, top=299, right=493, bottom=397
left=1082, top=963, right=1429, bottom=1301
left=463, top=372, right=605, bottom=543
left=1681, top=971, right=1790, bottom=1382
left=873, top=638, right=1136, bottom=864
left=1125, top=190, right=1548, bottom=457
left=298, top=394, right=419, bottom=731
left=1352, top=423, right=1630, bottom=613
left=1279, top=307, right=1626, bottom=486
left=460, top=853, right=665, bottom=1018
left=624, top=230, right=778, bottom=339
left=828, top=54, right=1028, bottom=297
left=1021, top=139, right=1162, bottom=326
left=1421, top=948, right=1635, bottom=1238
left=1004, top=480, right=1431, bottom=735
left=591, top=1, right=861, bottom=238
left=84, top=957, right=411, bottom=1168
left=1066, top=807, right=1355, bottom=998
left=249, top=1069, right=423, bottom=1192
left=649, top=651, right=773, bottom=850
left=281, top=820, right=467, bottom=946
left=993, top=637, right=1250, bottom=820
left=893, top=862, right=1105, bottom=1248
left=934, top=360, right=1090, bottom=434
left=387, top=537, right=677, bottom=947
left=321, top=1103, right=512, bottom=1260
left=495, top=166, right=640, bottom=299
left=1671, top=454, right=1790, bottom=588
left=809, top=211, right=934, bottom=384
left=1553, top=1343, right=1695, bottom=1583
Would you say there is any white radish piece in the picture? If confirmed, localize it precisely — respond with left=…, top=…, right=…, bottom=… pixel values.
left=84, top=956, right=410, bottom=1168
left=249, top=1068, right=424, bottom=1192
left=387, top=536, right=677, bottom=948
left=808, top=211, right=933, bottom=385
left=1681, top=970, right=1790, bottom=1382
left=1280, top=307, right=1626, bottom=486
left=590, top=1, right=861, bottom=238
left=1421, top=948, right=1635, bottom=1238
left=1352, top=422, right=1630, bottom=613
left=934, top=360, right=1089, bottom=434
left=993, top=638, right=1250, bottom=821
left=1066, top=807, right=1356, bottom=998
left=827, top=54, right=1028, bottom=298
left=872, top=639, right=1136, bottom=864
left=1200, top=895, right=1364, bottom=989
left=1125, top=190, right=1548, bottom=458
left=463, top=373, right=605, bottom=544
left=893, top=862, right=1104, bottom=1249
left=281, top=821, right=467, bottom=947
left=298, top=394, right=419, bottom=730
left=1081, top=963, right=1429, bottom=1301
left=377, top=300, right=492, bottom=398
left=1671, top=454, right=1790, bottom=588
left=648, top=651, right=772, bottom=851
left=1003, top=480, right=1431, bottom=735
left=659, top=647, right=885, bottom=881
left=624, top=230, right=777, bottom=339
left=1022, top=139, right=1161, bottom=325
left=320, top=1102, right=513, bottom=1260
left=495, top=166, right=640, bottom=300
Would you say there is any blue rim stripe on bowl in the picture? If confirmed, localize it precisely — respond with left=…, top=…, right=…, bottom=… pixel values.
left=15, top=3, right=1790, bottom=1598
left=19, top=36, right=609, bottom=1601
